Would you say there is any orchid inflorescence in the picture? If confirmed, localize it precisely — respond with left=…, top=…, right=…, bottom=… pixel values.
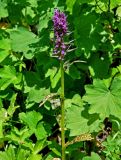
left=53, top=9, right=68, bottom=60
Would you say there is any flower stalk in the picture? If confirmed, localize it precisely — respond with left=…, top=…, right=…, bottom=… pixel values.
left=52, top=9, right=68, bottom=159
left=60, top=59, right=65, bottom=160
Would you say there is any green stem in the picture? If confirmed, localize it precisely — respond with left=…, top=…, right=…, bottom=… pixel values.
left=60, top=60, right=65, bottom=160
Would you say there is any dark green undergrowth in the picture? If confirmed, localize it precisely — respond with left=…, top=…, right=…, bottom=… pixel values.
left=0, top=0, right=121, bottom=159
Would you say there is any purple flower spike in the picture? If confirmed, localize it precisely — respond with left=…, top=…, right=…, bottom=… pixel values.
left=53, top=9, right=68, bottom=59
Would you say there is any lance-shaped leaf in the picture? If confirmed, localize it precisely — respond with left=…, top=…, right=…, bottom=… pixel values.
left=83, top=78, right=121, bottom=119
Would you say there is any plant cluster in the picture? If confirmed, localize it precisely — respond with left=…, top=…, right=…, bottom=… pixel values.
left=0, top=0, right=121, bottom=160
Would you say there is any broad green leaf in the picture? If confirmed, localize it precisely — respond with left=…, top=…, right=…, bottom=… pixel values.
left=27, top=0, right=38, bottom=7
left=66, top=0, right=76, bottom=14
left=66, top=102, right=86, bottom=136
left=98, top=0, right=121, bottom=10
left=33, top=139, right=47, bottom=154
left=66, top=0, right=94, bottom=13
left=23, top=71, right=43, bottom=93
left=19, top=111, right=42, bottom=130
left=22, top=7, right=36, bottom=20
left=38, top=13, right=50, bottom=32
left=74, top=11, right=102, bottom=56
left=22, top=0, right=39, bottom=23
left=67, top=65, right=80, bottom=79
left=70, top=94, right=83, bottom=107
left=66, top=94, right=100, bottom=136
left=83, top=152, right=101, bottom=160
left=38, top=0, right=55, bottom=32
left=0, top=145, right=16, bottom=160
left=27, top=86, right=49, bottom=103
left=0, top=38, right=11, bottom=63
left=83, top=78, right=121, bottom=119
left=0, top=66, right=16, bottom=78
left=45, top=67, right=57, bottom=78
left=0, top=0, right=8, bottom=19
left=35, top=122, right=51, bottom=140
left=89, top=53, right=110, bottom=78
left=51, top=69, right=60, bottom=88
left=28, top=154, right=42, bottom=160
left=111, top=0, right=121, bottom=9
left=94, top=0, right=108, bottom=12
left=116, top=6, right=121, bottom=18
left=0, top=66, right=22, bottom=90
left=35, top=123, right=48, bottom=140
left=46, top=67, right=60, bottom=88
left=9, top=27, right=38, bottom=59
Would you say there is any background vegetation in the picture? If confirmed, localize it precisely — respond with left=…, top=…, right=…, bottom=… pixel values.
left=0, top=0, right=121, bottom=159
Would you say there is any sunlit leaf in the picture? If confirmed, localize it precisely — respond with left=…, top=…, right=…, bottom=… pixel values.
left=9, top=27, right=38, bottom=59
left=0, top=38, right=11, bottom=63
left=28, top=154, right=42, bottom=160
left=83, top=78, right=121, bottom=119
left=0, top=66, right=22, bottom=90
left=46, top=67, right=60, bottom=88
left=35, top=122, right=51, bottom=140
left=83, top=152, right=101, bottom=160
left=19, top=111, right=43, bottom=130
left=27, top=86, right=50, bottom=103
left=66, top=94, right=100, bottom=136
left=0, top=0, right=8, bottom=19
left=66, top=0, right=76, bottom=14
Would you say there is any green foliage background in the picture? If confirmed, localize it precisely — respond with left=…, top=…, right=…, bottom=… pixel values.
left=0, top=0, right=121, bottom=159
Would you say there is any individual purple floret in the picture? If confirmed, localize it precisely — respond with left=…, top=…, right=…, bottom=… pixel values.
left=53, top=9, right=68, bottom=59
